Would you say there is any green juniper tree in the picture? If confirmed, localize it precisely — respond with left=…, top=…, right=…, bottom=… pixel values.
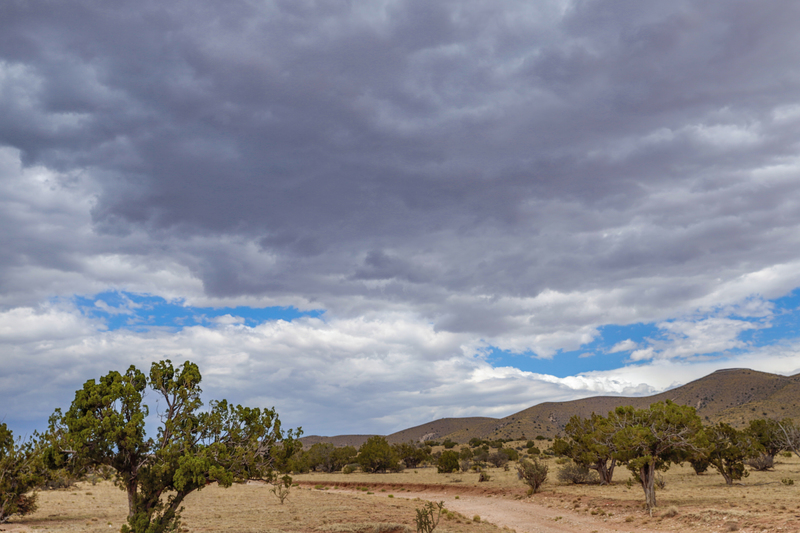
left=553, top=412, right=618, bottom=485
left=611, top=401, right=707, bottom=514
left=705, top=422, right=757, bottom=485
left=357, top=436, right=400, bottom=473
left=0, top=424, right=43, bottom=523
left=48, top=360, right=300, bottom=533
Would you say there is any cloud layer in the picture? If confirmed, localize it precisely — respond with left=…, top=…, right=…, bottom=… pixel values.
left=3, top=0, right=800, bottom=434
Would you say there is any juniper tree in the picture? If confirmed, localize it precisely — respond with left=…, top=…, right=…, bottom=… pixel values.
left=48, top=360, right=300, bottom=533
left=611, top=401, right=707, bottom=513
left=552, top=412, right=617, bottom=484
left=0, top=424, right=43, bottom=523
left=705, top=422, right=757, bottom=485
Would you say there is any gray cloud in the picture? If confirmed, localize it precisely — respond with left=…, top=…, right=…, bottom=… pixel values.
left=2, top=0, right=800, bottom=349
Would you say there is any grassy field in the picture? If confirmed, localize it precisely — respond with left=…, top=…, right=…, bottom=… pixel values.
left=5, top=447, right=800, bottom=532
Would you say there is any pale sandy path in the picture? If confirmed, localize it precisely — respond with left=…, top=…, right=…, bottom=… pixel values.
left=329, top=488, right=677, bottom=533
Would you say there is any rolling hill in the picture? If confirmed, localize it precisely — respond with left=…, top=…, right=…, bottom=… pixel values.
left=301, top=368, right=800, bottom=447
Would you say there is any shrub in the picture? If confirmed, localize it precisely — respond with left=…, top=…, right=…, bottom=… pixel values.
left=527, top=446, right=541, bottom=456
left=689, top=457, right=709, bottom=475
left=557, top=462, right=600, bottom=485
left=358, top=436, right=401, bottom=473
left=745, top=453, right=774, bottom=471
left=271, top=475, right=292, bottom=504
left=478, top=471, right=491, bottom=482
left=487, top=452, right=509, bottom=468
left=442, top=439, right=457, bottom=449
left=437, top=451, right=460, bottom=474
left=499, top=448, right=519, bottom=461
left=782, top=478, right=794, bottom=485
left=342, top=463, right=359, bottom=474
left=460, top=459, right=471, bottom=472
left=517, top=458, right=548, bottom=494
left=1, top=424, right=42, bottom=523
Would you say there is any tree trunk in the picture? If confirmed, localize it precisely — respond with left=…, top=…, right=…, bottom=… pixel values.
left=596, top=458, right=616, bottom=485
left=639, top=462, right=656, bottom=514
left=127, top=480, right=137, bottom=519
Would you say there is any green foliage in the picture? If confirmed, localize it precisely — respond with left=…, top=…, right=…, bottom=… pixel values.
left=458, top=447, right=473, bottom=460
left=437, top=450, right=460, bottom=473
left=0, top=424, right=43, bottom=523
left=612, top=401, right=706, bottom=513
left=270, top=474, right=292, bottom=504
left=48, top=360, right=300, bottom=533
left=414, top=501, right=444, bottom=533
left=554, top=413, right=618, bottom=484
left=301, top=443, right=358, bottom=473
left=487, top=451, right=508, bottom=468
left=442, top=439, right=457, bottom=449
left=689, top=456, right=709, bottom=475
left=393, top=442, right=430, bottom=469
left=556, top=461, right=600, bottom=484
left=706, top=423, right=757, bottom=485
left=527, top=446, right=541, bottom=456
left=516, top=458, right=548, bottom=494
left=747, top=419, right=784, bottom=460
left=358, top=436, right=400, bottom=473
left=468, top=438, right=483, bottom=448
left=478, top=471, right=490, bottom=482
left=499, top=447, right=519, bottom=461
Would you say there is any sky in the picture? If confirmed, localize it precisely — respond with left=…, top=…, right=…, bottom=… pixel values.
left=3, top=0, right=800, bottom=439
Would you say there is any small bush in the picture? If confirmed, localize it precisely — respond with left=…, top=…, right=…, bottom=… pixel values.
left=746, top=453, right=774, bottom=471
left=460, top=459, right=471, bottom=472
left=654, top=474, right=666, bottom=490
left=517, top=458, right=548, bottom=494
left=271, top=475, right=292, bottom=504
left=556, top=462, right=600, bottom=485
left=438, top=451, right=460, bottom=473
left=782, top=478, right=794, bottom=485
left=487, top=452, right=509, bottom=468
left=690, top=457, right=709, bottom=475
left=472, top=515, right=481, bottom=523
left=663, top=506, right=678, bottom=518
left=343, top=463, right=359, bottom=474
left=478, top=471, right=491, bottom=482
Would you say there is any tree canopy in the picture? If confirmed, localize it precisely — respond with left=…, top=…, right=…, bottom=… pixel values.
left=48, top=360, right=300, bottom=533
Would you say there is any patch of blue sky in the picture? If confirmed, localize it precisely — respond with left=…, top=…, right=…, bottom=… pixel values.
left=489, top=290, right=800, bottom=377
left=487, top=322, right=661, bottom=378
left=73, top=291, right=323, bottom=331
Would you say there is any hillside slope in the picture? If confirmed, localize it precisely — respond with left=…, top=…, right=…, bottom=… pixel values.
left=444, top=369, right=800, bottom=442
left=303, top=368, right=800, bottom=446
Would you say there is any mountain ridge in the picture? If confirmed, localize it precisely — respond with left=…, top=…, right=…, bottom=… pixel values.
left=299, top=368, right=800, bottom=447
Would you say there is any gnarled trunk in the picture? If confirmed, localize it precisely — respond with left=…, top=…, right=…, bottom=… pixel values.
left=593, top=458, right=616, bottom=484
left=638, top=461, right=656, bottom=514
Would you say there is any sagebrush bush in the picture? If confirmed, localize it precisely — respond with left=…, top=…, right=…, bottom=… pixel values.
left=556, top=462, right=600, bottom=485
left=745, top=453, right=774, bottom=471
left=517, top=458, right=548, bottom=494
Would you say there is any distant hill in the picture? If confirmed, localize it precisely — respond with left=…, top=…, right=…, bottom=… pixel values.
left=386, top=417, right=498, bottom=444
left=303, top=368, right=800, bottom=446
left=299, top=435, right=378, bottom=448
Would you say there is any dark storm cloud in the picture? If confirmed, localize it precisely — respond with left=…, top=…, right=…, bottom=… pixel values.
left=2, top=0, right=800, bottom=345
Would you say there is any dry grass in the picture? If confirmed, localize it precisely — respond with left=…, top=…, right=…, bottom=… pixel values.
left=5, top=452, right=800, bottom=532
left=5, top=480, right=512, bottom=533
left=295, top=453, right=800, bottom=532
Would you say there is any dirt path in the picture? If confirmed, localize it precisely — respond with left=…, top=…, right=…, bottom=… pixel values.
left=313, top=484, right=677, bottom=533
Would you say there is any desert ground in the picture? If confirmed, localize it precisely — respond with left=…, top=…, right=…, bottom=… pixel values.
left=4, top=451, right=800, bottom=533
